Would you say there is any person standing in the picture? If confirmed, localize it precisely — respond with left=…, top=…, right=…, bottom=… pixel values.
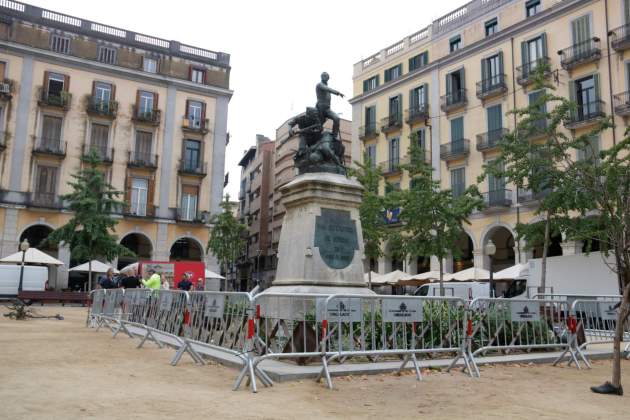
left=98, top=268, right=116, bottom=289
left=141, top=268, right=161, bottom=290
left=177, top=274, right=193, bottom=291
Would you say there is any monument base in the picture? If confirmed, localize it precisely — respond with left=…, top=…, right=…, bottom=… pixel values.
left=269, top=172, right=374, bottom=296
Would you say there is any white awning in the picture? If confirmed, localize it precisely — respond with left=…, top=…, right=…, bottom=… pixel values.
left=205, top=269, right=225, bottom=279
left=0, top=248, right=64, bottom=266
left=69, top=260, right=118, bottom=274
left=448, top=267, right=491, bottom=281
left=494, top=263, right=529, bottom=280
left=401, top=270, right=450, bottom=282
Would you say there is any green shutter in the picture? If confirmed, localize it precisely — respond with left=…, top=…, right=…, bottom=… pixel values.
left=376, top=75, right=380, bottom=88
left=397, top=94, right=402, bottom=116
left=409, top=88, right=415, bottom=109
left=593, top=73, right=600, bottom=100
left=451, top=117, right=464, bottom=141
left=626, top=0, right=630, bottom=24
left=460, top=68, right=466, bottom=92
left=446, top=73, right=452, bottom=95
left=498, top=51, right=504, bottom=75
left=422, top=83, right=429, bottom=107
left=481, top=58, right=489, bottom=84
left=540, top=33, right=548, bottom=58
left=363, top=80, right=368, bottom=92
left=488, top=105, right=502, bottom=132
left=521, top=40, right=529, bottom=67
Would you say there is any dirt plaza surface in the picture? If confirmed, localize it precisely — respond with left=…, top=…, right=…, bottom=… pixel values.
left=1, top=306, right=629, bottom=420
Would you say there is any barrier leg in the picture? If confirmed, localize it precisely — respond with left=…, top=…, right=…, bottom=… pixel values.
left=137, top=329, right=163, bottom=349
left=320, top=355, right=333, bottom=390
left=247, top=357, right=258, bottom=393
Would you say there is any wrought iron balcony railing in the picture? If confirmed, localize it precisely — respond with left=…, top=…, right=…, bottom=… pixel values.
left=182, top=117, right=210, bottom=134
left=127, top=151, right=159, bottom=169
left=564, top=100, right=605, bottom=129
left=28, top=192, right=63, bottom=209
left=82, top=144, right=114, bottom=163
left=176, top=208, right=208, bottom=224
left=86, top=97, right=118, bottom=118
left=516, top=57, right=551, bottom=86
left=380, top=113, right=403, bottom=133
left=32, top=138, right=66, bottom=157
left=613, top=91, right=630, bottom=117
left=38, top=88, right=72, bottom=110
left=178, top=159, right=207, bottom=177
left=132, top=105, right=161, bottom=125
left=405, top=103, right=429, bottom=124
left=476, top=128, right=508, bottom=152
left=378, top=157, right=402, bottom=175
left=359, top=123, right=379, bottom=140
left=440, top=139, right=470, bottom=161
left=483, top=189, right=512, bottom=208
left=558, top=38, right=601, bottom=70
left=440, top=89, right=467, bottom=112
left=0, top=79, right=14, bottom=98
left=610, top=23, right=630, bottom=52
left=476, top=74, right=508, bottom=100
left=517, top=188, right=551, bottom=203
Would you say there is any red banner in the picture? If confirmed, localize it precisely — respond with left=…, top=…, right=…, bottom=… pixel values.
left=139, top=261, right=205, bottom=289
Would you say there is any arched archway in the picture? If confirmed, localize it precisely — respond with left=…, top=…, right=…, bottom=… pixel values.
left=532, top=234, right=563, bottom=258
left=170, top=237, right=203, bottom=261
left=452, top=232, right=474, bottom=273
left=19, top=224, right=56, bottom=252
left=482, top=226, right=516, bottom=271
left=119, top=233, right=153, bottom=269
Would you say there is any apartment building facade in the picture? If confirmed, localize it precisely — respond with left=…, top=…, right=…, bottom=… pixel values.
left=351, top=0, right=628, bottom=275
left=0, top=1, right=231, bottom=288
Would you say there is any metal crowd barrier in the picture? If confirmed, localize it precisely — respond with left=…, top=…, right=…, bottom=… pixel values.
left=86, top=289, right=106, bottom=326
left=468, top=298, right=584, bottom=366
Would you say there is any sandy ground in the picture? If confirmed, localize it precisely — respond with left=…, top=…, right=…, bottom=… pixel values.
left=1, top=306, right=629, bottom=420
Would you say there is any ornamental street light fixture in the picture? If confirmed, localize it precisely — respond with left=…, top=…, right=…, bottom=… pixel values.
left=18, top=239, right=30, bottom=294
left=485, top=239, right=496, bottom=297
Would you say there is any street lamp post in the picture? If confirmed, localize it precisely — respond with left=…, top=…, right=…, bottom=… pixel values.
left=18, top=239, right=30, bottom=294
left=485, top=239, right=496, bottom=297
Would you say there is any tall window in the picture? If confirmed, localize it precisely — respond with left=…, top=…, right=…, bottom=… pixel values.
left=526, top=0, right=541, bottom=17
left=389, top=137, right=400, bottom=169
left=409, top=52, right=428, bottom=72
left=130, top=178, right=148, bottom=216
left=450, top=167, right=465, bottom=198
left=485, top=18, right=498, bottom=37
left=388, top=95, right=401, bottom=119
left=181, top=185, right=199, bottom=221
left=416, top=128, right=426, bottom=150
left=449, top=35, right=462, bottom=53
left=410, top=84, right=427, bottom=112
left=572, top=75, right=599, bottom=120
left=365, top=106, right=376, bottom=131
left=365, top=144, right=376, bottom=168
left=187, top=100, right=203, bottom=128
left=138, top=91, right=154, bottom=116
left=35, top=165, right=58, bottom=205
left=90, top=123, right=109, bottom=154
left=363, top=75, right=379, bottom=93
left=487, top=161, right=506, bottom=204
left=184, top=140, right=201, bottom=170
left=450, top=117, right=464, bottom=151
left=46, top=72, right=65, bottom=97
left=528, top=90, right=547, bottom=131
left=482, top=53, right=503, bottom=91
left=135, top=130, right=152, bottom=161
left=191, top=68, right=205, bottom=84
left=578, top=135, right=600, bottom=162
left=521, top=34, right=547, bottom=79
left=97, top=46, right=117, bottom=64
left=41, top=116, right=63, bottom=149
left=50, top=34, right=70, bottom=54
left=384, top=64, right=402, bottom=83
left=446, top=69, right=465, bottom=104
left=143, top=57, right=157, bottom=73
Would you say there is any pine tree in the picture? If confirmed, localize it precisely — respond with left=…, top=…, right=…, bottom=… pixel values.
left=45, top=150, right=133, bottom=290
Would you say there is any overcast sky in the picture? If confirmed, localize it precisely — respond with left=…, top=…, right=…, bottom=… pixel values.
left=35, top=0, right=464, bottom=198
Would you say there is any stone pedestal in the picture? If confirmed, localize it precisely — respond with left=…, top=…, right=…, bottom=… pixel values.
left=263, top=172, right=374, bottom=296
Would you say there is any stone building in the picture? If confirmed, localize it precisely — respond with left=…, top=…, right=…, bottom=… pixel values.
left=351, top=0, right=627, bottom=275
left=0, top=1, right=231, bottom=289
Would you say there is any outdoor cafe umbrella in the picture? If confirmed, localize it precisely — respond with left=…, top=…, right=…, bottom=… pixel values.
left=493, top=263, right=529, bottom=280
left=205, top=269, right=225, bottom=280
left=448, top=267, right=491, bottom=281
left=396, top=270, right=450, bottom=287
left=69, top=260, right=118, bottom=274
left=0, top=247, right=63, bottom=266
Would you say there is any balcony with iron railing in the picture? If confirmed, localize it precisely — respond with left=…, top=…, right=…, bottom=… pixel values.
left=564, top=100, right=605, bottom=130
left=82, top=144, right=114, bottom=163
left=0, top=79, right=14, bottom=99
left=613, top=91, right=630, bottom=117
left=476, top=128, right=508, bottom=152
left=28, top=192, right=63, bottom=209
left=178, top=159, right=207, bottom=177
left=405, top=103, right=429, bottom=124
left=517, top=188, right=551, bottom=203
left=610, top=23, right=630, bottom=52
left=380, top=113, right=403, bottom=133
left=132, top=105, right=161, bottom=125
left=32, top=137, right=66, bottom=158
left=378, top=157, right=403, bottom=176
left=359, top=123, right=380, bottom=140
left=558, top=38, right=601, bottom=71
left=482, top=189, right=512, bottom=208
left=516, top=57, right=551, bottom=86
left=176, top=208, right=208, bottom=224
left=476, top=74, right=508, bottom=100
left=440, top=139, right=470, bottom=161
left=182, top=117, right=210, bottom=134
left=38, top=88, right=71, bottom=110
left=440, top=89, right=467, bottom=113
left=123, top=203, right=156, bottom=218
left=86, top=97, right=118, bottom=118
left=127, top=151, right=159, bottom=169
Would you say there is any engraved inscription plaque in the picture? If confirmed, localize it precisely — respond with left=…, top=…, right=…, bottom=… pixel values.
left=314, top=208, right=359, bottom=269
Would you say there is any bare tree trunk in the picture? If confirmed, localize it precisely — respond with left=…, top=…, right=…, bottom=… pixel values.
left=540, top=211, right=551, bottom=294
left=611, top=280, right=630, bottom=388
left=88, top=260, right=93, bottom=291
left=439, top=258, right=444, bottom=297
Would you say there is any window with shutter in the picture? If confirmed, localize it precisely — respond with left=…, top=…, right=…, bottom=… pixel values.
left=90, top=123, right=109, bottom=157
left=138, top=91, right=154, bottom=117
left=184, top=140, right=201, bottom=170
left=181, top=185, right=199, bottom=221
left=487, top=104, right=503, bottom=145
left=143, top=57, right=157, bottom=73
left=485, top=18, right=498, bottom=37
left=187, top=100, right=203, bottom=128
left=526, top=0, right=541, bottom=17
left=191, top=68, right=205, bottom=84
left=450, top=167, right=465, bottom=198
left=50, top=35, right=70, bottom=54
left=130, top=177, right=148, bottom=216
left=389, top=137, right=400, bottom=169
left=41, top=116, right=62, bottom=149
left=97, top=46, right=117, bottom=64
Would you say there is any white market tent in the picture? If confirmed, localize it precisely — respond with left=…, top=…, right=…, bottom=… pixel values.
left=402, top=271, right=449, bottom=281
left=205, top=269, right=225, bottom=280
left=69, top=260, right=118, bottom=274
left=494, top=263, right=529, bottom=280
left=0, top=248, right=63, bottom=266
left=375, top=270, right=408, bottom=285
left=447, top=267, right=491, bottom=281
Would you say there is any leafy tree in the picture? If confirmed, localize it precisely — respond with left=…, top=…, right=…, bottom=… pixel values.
left=45, top=151, right=132, bottom=290
left=396, top=139, right=484, bottom=295
left=207, top=195, right=247, bottom=291
left=349, top=159, right=388, bottom=288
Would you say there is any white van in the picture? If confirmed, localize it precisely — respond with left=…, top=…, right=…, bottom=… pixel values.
left=0, top=265, right=48, bottom=297
left=413, top=279, right=527, bottom=300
